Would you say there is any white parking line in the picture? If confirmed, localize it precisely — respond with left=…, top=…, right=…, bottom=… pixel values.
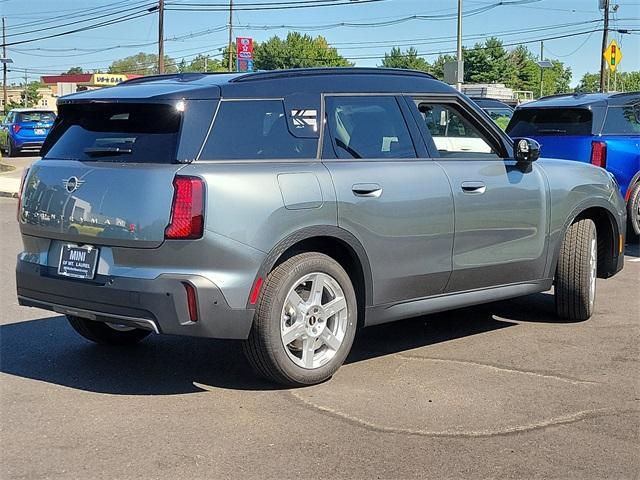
left=629, top=258, right=640, bottom=262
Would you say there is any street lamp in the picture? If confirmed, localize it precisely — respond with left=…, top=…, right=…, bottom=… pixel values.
left=536, top=60, right=553, bottom=98
left=1, top=57, right=13, bottom=113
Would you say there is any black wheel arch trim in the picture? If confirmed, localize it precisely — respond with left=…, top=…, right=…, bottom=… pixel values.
left=549, top=198, right=624, bottom=280
left=626, top=171, right=640, bottom=200
left=248, top=225, right=373, bottom=309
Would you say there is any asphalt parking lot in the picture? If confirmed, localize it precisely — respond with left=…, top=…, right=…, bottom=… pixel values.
left=1, top=196, right=638, bottom=479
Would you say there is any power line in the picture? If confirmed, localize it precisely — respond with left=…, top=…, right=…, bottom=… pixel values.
left=166, top=0, right=388, bottom=11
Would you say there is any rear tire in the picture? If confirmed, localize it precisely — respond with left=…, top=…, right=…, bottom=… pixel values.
left=243, top=252, right=358, bottom=387
left=555, top=218, right=598, bottom=321
left=67, top=316, right=151, bottom=346
left=626, top=182, right=640, bottom=242
left=7, top=140, right=17, bottom=157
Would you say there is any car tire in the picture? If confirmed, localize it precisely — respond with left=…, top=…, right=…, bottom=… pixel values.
left=66, top=315, right=151, bottom=345
left=7, top=140, right=17, bottom=157
left=243, top=252, right=358, bottom=387
left=626, top=182, right=640, bottom=242
left=555, top=218, right=598, bottom=321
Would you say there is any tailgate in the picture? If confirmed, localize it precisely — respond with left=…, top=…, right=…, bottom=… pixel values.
left=19, top=160, right=183, bottom=248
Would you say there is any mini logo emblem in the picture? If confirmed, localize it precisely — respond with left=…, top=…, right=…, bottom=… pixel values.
left=62, top=176, right=84, bottom=193
left=518, top=139, right=530, bottom=153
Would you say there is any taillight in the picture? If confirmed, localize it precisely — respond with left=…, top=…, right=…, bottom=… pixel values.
left=164, top=176, right=204, bottom=239
left=16, top=168, right=29, bottom=221
left=183, top=282, right=199, bottom=322
left=12, top=124, right=21, bottom=134
left=591, top=141, right=607, bottom=168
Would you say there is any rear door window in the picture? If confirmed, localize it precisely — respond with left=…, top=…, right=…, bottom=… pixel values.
left=506, top=108, right=593, bottom=136
left=602, top=103, right=640, bottom=134
left=324, top=96, right=416, bottom=159
left=17, top=111, right=56, bottom=123
left=43, top=103, right=182, bottom=163
left=200, top=99, right=317, bottom=160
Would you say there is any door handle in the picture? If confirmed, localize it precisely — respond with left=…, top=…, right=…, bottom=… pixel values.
left=352, top=183, right=383, bottom=198
left=461, top=181, right=486, bottom=194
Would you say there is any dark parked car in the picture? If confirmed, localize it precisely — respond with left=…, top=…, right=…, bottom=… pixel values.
left=506, top=92, right=640, bottom=239
left=0, top=108, right=56, bottom=156
left=470, top=97, right=514, bottom=130
left=16, top=68, right=626, bottom=386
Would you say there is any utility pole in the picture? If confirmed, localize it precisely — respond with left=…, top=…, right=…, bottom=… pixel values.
left=23, top=69, right=27, bottom=107
left=456, top=0, right=463, bottom=91
left=599, top=0, right=609, bottom=92
left=204, top=54, right=208, bottom=72
left=539, top=41, right=544, bottom=98
left=158, top=0, right=165, bottom=74
left=2, top=18, right=7, bottom=113
left=227, top=0, right=234, bottom=72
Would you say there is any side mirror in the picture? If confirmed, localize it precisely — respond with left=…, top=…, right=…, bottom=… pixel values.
left=513, top=137, right=540, bottom=163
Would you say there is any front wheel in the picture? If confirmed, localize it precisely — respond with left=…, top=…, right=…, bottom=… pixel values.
left=67, top=316, right=151, bottom=345
left=627, top=182, right=640, bottom=242
left=555, top=218, right=598, bottom=321
left=243, top=252, right=358, bottom=387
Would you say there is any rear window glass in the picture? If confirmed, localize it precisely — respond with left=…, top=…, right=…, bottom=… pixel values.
left=43, top=103, right=181, bottom=163
left=506, top=108, right=593, bottom=136
left=200, top=100, right=317, bottom=160
left=602, top=104, right=640, bottom=134
left=17, top=111, right=56, bottom=123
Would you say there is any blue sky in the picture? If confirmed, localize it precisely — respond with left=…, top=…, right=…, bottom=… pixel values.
left=2, top=0, right=639, bottom=87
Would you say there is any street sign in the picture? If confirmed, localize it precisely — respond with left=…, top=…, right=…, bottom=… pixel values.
left=603, top=40, right=623, bottom=72
left=236, top=37, right=254, bottom=72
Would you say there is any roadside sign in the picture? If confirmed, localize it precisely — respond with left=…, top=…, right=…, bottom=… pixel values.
left=603, top=40, right=623, bottom=72
left=236, top=37, right=254, bottom=72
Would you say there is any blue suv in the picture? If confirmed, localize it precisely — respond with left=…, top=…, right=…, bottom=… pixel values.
left=507, top=92, right=640, bottom=239
left=0, top=108, right=56, bottom=157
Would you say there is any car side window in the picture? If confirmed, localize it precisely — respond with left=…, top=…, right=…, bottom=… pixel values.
left=324, top=96, right=416, bottom=159
left=414, top=101, right=500, bottom=159
left=200, top=99, right=318, bottom=160
left=602, top=102, right=640, bottom=135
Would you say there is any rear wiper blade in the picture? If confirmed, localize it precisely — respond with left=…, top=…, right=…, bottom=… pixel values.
left=537, top=128, right=567, bottom=134
left=83, top=146, right=133, bottom=156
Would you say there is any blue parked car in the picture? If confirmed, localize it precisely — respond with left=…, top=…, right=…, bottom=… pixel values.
left=0, top=108, right=57, bottom=157
left=507, top=92, right=640, bottom=239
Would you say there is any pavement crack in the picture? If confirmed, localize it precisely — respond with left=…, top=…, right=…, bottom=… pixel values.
left=394, top=354, right=599, bottom=385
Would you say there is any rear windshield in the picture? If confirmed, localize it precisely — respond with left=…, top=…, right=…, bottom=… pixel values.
left=506, top=108, right=593, bottom=136
left=602, top=103, right=640, bottom=134
left=17, top=111, right=56, bottom=123
left=43, top=103, right=181, bottom=163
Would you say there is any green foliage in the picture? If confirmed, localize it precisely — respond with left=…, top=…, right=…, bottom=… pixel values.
left=178, top=54, right=227, bottom=73
left=576, top=70, right=640, bottom=92
left=7, top=81, right=44, bottom=109
left=108, top=52, right=177, bottom=75
left=381, top=47, right=430, bottom=72
left=253, top=33, right=353, bottom=70
left=63, top=66, right=84, bottom=75
left=463, top=37, right=516, bottom=84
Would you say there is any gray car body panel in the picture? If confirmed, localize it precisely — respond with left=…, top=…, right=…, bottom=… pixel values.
left=16, top=69, right=626, bottom=339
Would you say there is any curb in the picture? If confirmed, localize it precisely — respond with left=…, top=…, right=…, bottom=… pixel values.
left=0, top=191, right=18, bottom=198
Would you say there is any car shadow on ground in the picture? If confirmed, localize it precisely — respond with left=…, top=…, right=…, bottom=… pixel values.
left=0, top=292, right=579, bottom=395
left=625, top=242, right=639, bottom=258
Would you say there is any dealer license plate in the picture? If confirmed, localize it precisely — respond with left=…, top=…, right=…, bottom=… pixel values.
left=58, top=245, right=99, bottom=279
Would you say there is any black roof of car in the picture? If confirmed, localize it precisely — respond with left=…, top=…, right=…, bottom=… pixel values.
left=469, top=97, right=514, bottom=110
left=58, top=68, right=455, bottom=104
left=516, top=91, right=640, bottom=109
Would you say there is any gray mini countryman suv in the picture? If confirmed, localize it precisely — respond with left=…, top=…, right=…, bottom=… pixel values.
left=16, top=68, right=626, bottom=386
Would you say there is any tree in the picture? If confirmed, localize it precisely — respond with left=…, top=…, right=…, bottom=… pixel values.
left=108, top=52, right=177, bottom=75
left=178, top=54, right=227, bottom=73
left=251, top=33, right=353, bottom=70
left=380, top=47, right=430, bottom=72
left=463, top=37, right=516, bottom=84
left=429, top=53, right=457, bottom=81
left=63, top=66, right=84, bottom=75
left=576, top=70, right=640, bottom=92
left=7, top=81, right=44, bottom=109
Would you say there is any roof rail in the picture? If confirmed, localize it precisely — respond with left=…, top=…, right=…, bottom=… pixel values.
left=230, top=67, right=436, bottom=83
left=537, top=92, right=583, bottom=101
left=609, top=91, right=640, bottom=98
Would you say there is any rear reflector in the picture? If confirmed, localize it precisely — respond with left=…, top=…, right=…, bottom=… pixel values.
left=591, top=141, right=607, bottom=168
left=12, top=124, right=21, bottom=134
left=16, top=168, right=29, bottom=221
left=165, top=176, right=204, bottom=239
left=249, top=277, right=264, bottom=305
left=183, top=282, right=199, bottom=322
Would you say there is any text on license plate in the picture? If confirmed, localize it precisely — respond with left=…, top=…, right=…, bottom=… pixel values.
left=34, top=128, right=46, bottom=135
left=58, top=245, right=99, bottom=279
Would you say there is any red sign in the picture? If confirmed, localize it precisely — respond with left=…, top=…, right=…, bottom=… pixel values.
left=236, top=37, right=254, bottom=72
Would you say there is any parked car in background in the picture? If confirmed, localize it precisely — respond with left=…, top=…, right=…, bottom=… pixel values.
left=16, top=69, right=626, bottom=386
left=0, top=108, right=57, bottom=157
left=470, top=97, right=514, bottom=130
left=507, top=92, right=640, bottom=240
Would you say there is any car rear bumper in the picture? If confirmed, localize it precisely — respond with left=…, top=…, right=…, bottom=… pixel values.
left=16, top=259, right=255, bottom=339
left=13, top=139, right=44, bottom=150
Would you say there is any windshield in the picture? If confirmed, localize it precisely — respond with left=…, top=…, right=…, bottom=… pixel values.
left=17, top=111, right=56, bottom=123
left=506, top=108, right=593, bottom=136
left=43, top=103, right=182, bottom=163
